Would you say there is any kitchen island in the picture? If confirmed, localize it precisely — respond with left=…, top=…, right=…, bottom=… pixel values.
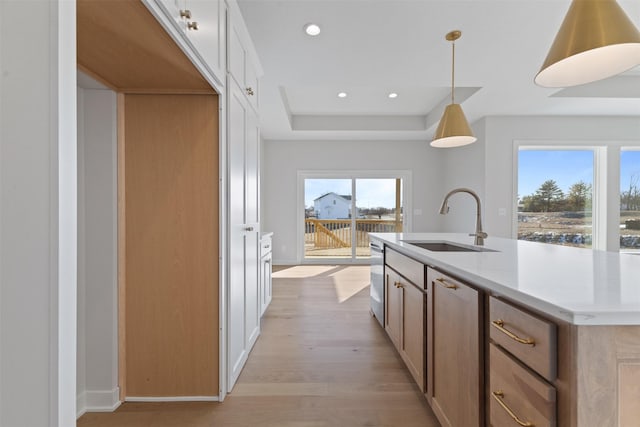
left=370, top=232, right=640, bottom=427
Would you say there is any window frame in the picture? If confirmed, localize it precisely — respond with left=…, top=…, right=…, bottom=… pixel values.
left=297, top=170, right=412, bottom=264
left=511, top=141, right=640, bottom=252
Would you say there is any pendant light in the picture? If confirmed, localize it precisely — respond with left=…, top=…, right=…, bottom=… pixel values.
left=431, top=30, right=477, bottom=148
left=535, top=0, right=640, bottom=87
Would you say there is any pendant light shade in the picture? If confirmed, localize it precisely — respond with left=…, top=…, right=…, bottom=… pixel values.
left=535, top=0, right=640, bottom=87
left=431, top=30, right=477, bottom=148
left=431, top=104, right=476, bottom=148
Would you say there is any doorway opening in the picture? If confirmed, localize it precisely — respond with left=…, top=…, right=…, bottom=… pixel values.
left=300, top=172, right=410, bottom=262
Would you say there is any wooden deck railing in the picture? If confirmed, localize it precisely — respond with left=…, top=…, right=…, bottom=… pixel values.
left=305, top=218, right=402, bottom=249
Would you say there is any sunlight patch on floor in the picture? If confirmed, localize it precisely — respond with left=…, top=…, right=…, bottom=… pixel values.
left=333, top=279, right=369, bottom=303
left=272, top=265, right=337, bottom=278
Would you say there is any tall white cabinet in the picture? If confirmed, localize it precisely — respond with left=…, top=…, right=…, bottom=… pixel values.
left=226, top=1, right=263, bottom=392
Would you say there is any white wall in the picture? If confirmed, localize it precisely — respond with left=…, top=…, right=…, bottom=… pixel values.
left=442, top=116, right=640, bottom=244
left=1, top=1, right=77, bottom=426
left=262, top=139, right=444, bottom=264
left=76, top=87, right=120, bottom=417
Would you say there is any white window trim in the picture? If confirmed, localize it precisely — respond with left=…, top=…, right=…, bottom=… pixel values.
left=297, top=170, right=412, bottom=264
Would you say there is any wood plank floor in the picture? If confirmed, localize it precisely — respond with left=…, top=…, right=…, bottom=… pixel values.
left=78, top=265, right=440, bottom=427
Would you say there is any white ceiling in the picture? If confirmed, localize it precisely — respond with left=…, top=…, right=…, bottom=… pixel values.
left=237, top=0, right=640, bottom=141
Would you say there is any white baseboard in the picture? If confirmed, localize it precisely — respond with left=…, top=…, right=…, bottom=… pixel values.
left=77, top=387, right=121, bottom=418
left=125, top=396, right=219, bottom=402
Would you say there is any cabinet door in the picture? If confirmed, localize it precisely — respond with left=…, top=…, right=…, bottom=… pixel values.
left=245, top=107, right=260, bottom=350
left=245, top=60, right=259, bottom=111
left=227, top=80, right=261, bottom=390
left=260, top=253, right=272, bottom=316
left=429, top=270, right=482, bottom=427
left=227, top=80, right=248, bottom=390
left=385, top=269, right=402, bottom=350
left=186, top=0, right=225, bottom=78
left=400, top=281, right=425, bottom=392
left=228, top=22, right=245, bottom=90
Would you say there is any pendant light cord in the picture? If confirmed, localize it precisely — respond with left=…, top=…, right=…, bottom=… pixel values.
left=451, top=40, right=456, bottom=104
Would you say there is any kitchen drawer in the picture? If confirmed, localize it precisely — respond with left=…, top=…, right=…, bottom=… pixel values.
left=385, top=248, right=424, bottom=288
left=489, top=296, right=557, bottom=382
left=490, top=343, right=556, bottom=427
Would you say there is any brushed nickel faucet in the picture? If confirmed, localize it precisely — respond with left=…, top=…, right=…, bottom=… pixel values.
left=439, top=188, right=488, bottom=246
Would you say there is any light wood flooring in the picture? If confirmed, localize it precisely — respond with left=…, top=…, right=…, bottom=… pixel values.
left=77, top=265, right=440, bottom=427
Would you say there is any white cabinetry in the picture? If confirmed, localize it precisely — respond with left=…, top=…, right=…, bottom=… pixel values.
left=149, top=0, right=226, bottom=86
left=260, top=233, right=273, bottom=316
left=227, top=79, right=260, bottom=390
left=227, top=7, right=259, bottom=112
left=226, top=2, right=262, bottom=390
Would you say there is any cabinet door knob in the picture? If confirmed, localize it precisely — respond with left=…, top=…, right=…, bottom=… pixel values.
left=394, top=281, right=403, bottom=289
left=187, top=21, right=199, bottom=31
left=245, top=226, right=254, bottom=232
left=180, top=9, right=192, bottom=19
left=245, top=87, right=254, bottom=96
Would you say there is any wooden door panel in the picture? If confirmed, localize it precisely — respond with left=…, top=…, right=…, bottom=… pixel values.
left=430, top=272, right=482, bottom=427
left=385, top=269, right=401, bottom=349
left=124, top=94, right=218, bottom=397
left=401, top=282, right=425, bottom=391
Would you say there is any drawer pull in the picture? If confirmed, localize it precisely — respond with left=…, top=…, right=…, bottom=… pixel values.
left=492, top=319, right=536, bottom=346
left=435, top=277, right=458, bottom=290
left=394, top=281, right=403, bottom=289
left=492, top=391, right=534, bottom=427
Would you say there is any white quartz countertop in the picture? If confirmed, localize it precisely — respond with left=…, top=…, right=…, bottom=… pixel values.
left=369, top=233, right=640, bottom=326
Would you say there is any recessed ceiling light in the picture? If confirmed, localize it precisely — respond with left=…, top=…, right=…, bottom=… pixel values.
left=304, top=23, right=321, bottom=36
left=337, top=92, right=347, bottom=98
left=388, top=92, right=398, bottom=98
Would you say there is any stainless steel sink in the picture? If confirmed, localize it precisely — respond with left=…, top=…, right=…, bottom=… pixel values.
left=401, top=240, right=497, bottom=253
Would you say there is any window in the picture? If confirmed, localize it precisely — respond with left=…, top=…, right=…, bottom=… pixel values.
left=517, top=149, right=594, bottom=248
left=301, top=172, right=408, bottom=262
left=620, top=149, right=640, bottom=253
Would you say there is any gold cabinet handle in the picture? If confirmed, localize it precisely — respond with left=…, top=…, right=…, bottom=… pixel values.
left=435, top=277, right=457, bottom=290
left=394, top=281, right=403, bottom=289
left=491, top=391, right=534, bottom=427
left=180, top=9, right=192, bottom=19
left=491, top=319, right=536, bottom=346
left=187, top=21, right=199, bottom=31
left=246, top=87, right=255, bottom=96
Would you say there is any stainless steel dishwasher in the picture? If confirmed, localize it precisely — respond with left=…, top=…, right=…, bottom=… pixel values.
left=370, top=239, right=384, bottom=327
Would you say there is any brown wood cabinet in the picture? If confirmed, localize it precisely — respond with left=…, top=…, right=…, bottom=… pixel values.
left=384, top=250, right=426, bottom=391
left=379, top=242, right=640, bottom=427
left=385, top=269, right=402, bottom=350
left=489, top=343, right=556, bottom=427
left=427, top=268, right=483, bottom=427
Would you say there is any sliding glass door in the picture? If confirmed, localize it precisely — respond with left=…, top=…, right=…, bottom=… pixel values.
left=301, top=173, right=407, bottom=262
